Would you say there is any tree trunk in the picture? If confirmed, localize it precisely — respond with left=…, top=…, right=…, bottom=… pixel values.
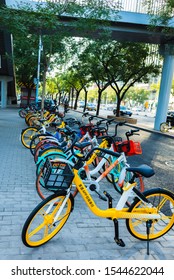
left=74, top=91, right=80, bottom=110
left=41, top=69, right=47, bottom=119
left=71, top=88, right=74, bottom=109
left=116, top=97, right=121, bottom=117
left=83, top=90, right=88, bottom=112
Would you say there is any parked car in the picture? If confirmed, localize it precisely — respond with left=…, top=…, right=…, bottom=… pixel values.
left=78, top=101, right=85, bottom=108
left=166, top=111, right=174, bottom=126
left=37, top=99, right=56, bottom=110
left=132, top=106, right=142, bottom=112
left=86, top=103, right=96, bottom=111
left=113, top=105, right=132, bottom=117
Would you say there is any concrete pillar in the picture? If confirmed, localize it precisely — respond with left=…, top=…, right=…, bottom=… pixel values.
left=0, top=78, right=7, bottom=108
left=154, top=44, right=174, bottom=130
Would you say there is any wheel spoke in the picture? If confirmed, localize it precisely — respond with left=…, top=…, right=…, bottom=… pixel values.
left=28, top=221, right=46, bottom=238
left=157, top=197, right=168, bottom=211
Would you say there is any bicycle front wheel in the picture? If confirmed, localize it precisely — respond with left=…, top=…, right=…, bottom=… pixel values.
left=21, top=127, right=39, bottom=148
left=160, top=122, right=170, bottom=133
left=22, top=192, right=74, bottom=247
left=126, top=188, right=174, bottom=241
left=19, top=108, right=28, bottom=118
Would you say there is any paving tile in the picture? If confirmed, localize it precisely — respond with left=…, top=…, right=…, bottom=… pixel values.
left=0, top=107, right=174, bottom=261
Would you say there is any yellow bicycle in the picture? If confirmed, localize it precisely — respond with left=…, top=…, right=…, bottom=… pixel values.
left=22, top=145, right=174, bottom=255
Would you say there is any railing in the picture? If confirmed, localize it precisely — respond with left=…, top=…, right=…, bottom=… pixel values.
left=32, top=0, right=167, bottom=14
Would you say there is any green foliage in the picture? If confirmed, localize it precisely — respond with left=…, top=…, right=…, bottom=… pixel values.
left=125, top=88, right=150, bottom=105
left=71, top=39, right=160, bottom=115
left=0, top=0, right=117, bottom=88
left=144, top=0, right=174, bottom=33
left=0, top=1, right=161, bottom=115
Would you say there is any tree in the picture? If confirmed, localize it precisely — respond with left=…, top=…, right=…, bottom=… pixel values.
left=125, top=88, right=150, bottom=107
left=60, top=67, right=90, bottom=110
left=76, top=40, right=111, bottom=115
left=75, top=39, right=160, bottom=116
left=0, top=0, right=118, bottom=114
left=0, top=1, right=73, bottom=110
left=144, top=0, right=174, bottom=30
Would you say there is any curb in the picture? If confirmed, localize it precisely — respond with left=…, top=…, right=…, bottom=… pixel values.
left=70, top=109, right=174, bottom=139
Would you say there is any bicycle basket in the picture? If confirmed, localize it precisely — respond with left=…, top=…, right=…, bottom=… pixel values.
left=115, top=140, right=142, bottom=156
left=80, top=124, right=93, bottom=135
left=42, top=158, right=74, bottom=191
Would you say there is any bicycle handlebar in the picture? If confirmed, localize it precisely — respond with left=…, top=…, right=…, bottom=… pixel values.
left=126, top=129, right=140, bottom=140
left=70, top=131, right=121, bottom=161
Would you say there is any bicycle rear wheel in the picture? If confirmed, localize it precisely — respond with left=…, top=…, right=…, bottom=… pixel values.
left=104, top=157, right=144, bottom=194
left=22, top=192, right=74, bottom=247
left=126, top=188, right=174, bottom=240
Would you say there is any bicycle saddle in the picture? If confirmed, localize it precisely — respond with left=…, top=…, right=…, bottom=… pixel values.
left=126, top=164, right=155, bottom=178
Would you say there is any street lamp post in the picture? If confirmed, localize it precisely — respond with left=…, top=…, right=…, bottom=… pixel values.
left=35, top=35, right=42, bottom=103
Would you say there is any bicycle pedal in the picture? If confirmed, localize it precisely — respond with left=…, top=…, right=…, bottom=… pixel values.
left=114, top=238, right=125, bottom=247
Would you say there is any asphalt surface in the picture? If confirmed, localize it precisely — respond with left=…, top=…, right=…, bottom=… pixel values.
left=0, top=106, right=174, bottom=260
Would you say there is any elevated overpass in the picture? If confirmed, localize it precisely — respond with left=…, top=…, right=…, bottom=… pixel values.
left=1, top=0, right=174, bottom=130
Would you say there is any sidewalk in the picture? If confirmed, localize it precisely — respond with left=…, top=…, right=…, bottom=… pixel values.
left=0, top=106, right=174, bottom=260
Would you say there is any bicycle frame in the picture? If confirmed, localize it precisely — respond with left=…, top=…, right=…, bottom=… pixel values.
left=46, top=158, right=160, bottom=222
left=50, top=169, right=160, bottom=225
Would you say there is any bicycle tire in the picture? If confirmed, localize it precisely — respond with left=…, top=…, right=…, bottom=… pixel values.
left=103, top=157, right=144, bottom=194
left=34, top=142, right=60, bottom=163
left=30, top=134, right=52, bottom=155
left=19, top=109, right=28, bottom=118
left=36, top=150, right=65, bottom=174
left=93, top=156, right=107, bottom=174
left=21, top=127, right=39, bottom=149
left=160, top=122, right=170, bottom=133
left=28, top=116, right=39, bottom=127
left=126, top=188, right=174, bottom=240
left=25, top=113, right=38, bottom=126
left=103, top=156, right=121, bottom=183
left=36, top=155, right=67, bottom=199
left=35, top=146, right=64, bottom=163
left=22, top=192, right=74, bottom=247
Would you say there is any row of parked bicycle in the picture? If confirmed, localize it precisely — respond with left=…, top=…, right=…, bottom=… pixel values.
left=19, top=105, right=174, bottom=255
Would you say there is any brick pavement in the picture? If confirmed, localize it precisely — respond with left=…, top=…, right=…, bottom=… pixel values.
left=0, top=106, right=174, bottom=260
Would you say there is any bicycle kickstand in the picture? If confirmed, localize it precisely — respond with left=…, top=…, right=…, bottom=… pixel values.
left=113, top=219, right=125, bottom=247
left=146, top=220, right=152, bottom=255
